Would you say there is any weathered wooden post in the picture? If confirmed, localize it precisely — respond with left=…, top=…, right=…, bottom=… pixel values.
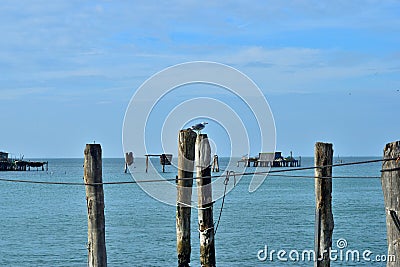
left=314, top=142, right=333, bottom=267
left=381, top=141, right=400, bottom=267
left=84, top=144, right=107, bottom=267
left=145, top=155, right=149, bottom=173
left=212, top=155, right=219, bottom=172
left=124, top=152, right=134, bottom=173
left=196, top=134, right=216, bottom=267
left=161, top=154, right=166, bottom=173
left=176, top=129, right=197, bottom=267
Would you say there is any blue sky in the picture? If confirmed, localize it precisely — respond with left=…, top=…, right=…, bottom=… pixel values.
left=0, top=1, right=399, bottom=158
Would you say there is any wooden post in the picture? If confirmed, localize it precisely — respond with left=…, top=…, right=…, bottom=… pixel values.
left=196, top=134, right=216, bottom=267
left=124, top=152, right=134, bottom=173
left=314, top=142, right=333, bottom=267
left=381, top=141, right=400, bottom=267
left=212, top=155, right=219, bottom=172
left=145, top=155, right=149, bottom=173
left=84, top=144, right=107, bottom=267
left=176, top=129, right=197, bottom=267
left=162, top=154, right=166, bottom=173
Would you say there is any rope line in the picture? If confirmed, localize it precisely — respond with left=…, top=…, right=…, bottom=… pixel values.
left=214, top=171, right=234, bottom=235
left=381, top=167, right=400, bottom=173
left=268, top=174, right=382, bottom=179
left=389, top=210, right=400, bottom=233
left=0, top=157, right=397, bottom=186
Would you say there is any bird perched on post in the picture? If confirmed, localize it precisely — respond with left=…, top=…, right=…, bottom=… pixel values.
left=191, top=122, right=208, bottom=134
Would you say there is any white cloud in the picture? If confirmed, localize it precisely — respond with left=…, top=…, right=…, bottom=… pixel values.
left=0, top=87, right=50, bottom=100
left=221, top=46, right=322, bottom=67
left=208, top=45, right=399, bottom=93
left=0, top=0, right=398, bottom=97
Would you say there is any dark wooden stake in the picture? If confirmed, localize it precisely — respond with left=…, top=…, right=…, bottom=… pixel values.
left=314, top=142, right=333, bottom=267
left=196, top=134, right=216, bottom=267
left=381, top=140, right=400, bottom=267
left=145, top=155, right=149, bottom=173
left=124, top=152, right=134, bottom=173
left=162, top=154, right=166, bottom=173
left=212, top=155, right=219, bottom=172
left=84, top=144, right=107, bottom=267
left=176, top=129, right=197, bottom=267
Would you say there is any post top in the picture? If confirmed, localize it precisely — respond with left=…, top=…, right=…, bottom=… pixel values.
left=315, top=142, right=333, bottom=146
left=85, top=143, right=102, bottom=148
left=84, top=144, right=102, bottom=156
left=384, top=140, right=400, bottom=149
left=180, top=128, right=194, bottom=132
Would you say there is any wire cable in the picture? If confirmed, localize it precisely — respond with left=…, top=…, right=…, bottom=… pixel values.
left=0, top=157, right=397, bottom=186
left=214, top=171, right=235, bottom=235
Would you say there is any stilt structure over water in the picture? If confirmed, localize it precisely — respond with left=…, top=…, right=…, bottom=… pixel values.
left=237, top=151, right=300, bottom=167
left=0, top=151, right=48, bottom=171
left=145, top=153, right=173, bottom=173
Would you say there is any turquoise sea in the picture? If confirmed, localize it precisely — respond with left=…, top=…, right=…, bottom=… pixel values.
left=0, top=157, right=388, bottom=266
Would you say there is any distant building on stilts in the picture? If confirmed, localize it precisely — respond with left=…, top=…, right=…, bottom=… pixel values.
left=0, top=151, right=48, bottom=171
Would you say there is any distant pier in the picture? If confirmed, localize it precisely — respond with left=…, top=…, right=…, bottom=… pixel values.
left=237, top=151, right=300, bottom=167
left=0, top=151, right=48, bottom=171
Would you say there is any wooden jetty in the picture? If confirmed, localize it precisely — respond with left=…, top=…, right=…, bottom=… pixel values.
left=237, top=151, right=300, bottom=167
left=0, top=151, right=48, bottom=171
left=237, top=156, right=258, bottom=167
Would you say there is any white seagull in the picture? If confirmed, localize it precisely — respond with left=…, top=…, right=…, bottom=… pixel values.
left=191, top=122, right=208, bottom=134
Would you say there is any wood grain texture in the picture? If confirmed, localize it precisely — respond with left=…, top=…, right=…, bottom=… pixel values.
left=84, top=144, right=107, bottom=267
left=176, top=129, right=197, bottom=267
left=381, top=141, right=400, bottom=267
left=314, top=142, right=333, bottom=267
left=196, top=134, right=216, bottom=267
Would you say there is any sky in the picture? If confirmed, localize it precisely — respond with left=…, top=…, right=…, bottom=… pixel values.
left=0, top=0, right=399, bottom=158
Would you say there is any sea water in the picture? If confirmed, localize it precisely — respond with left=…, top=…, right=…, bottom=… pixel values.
left=0, top=157, right=388, bottom=266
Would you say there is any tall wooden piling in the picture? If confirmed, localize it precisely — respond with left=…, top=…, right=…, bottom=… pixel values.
left=314, top=142, right=333, bottom=267
left=381, top=141, right=400, bottom=267
left=196, top=134, right=216, bottom=267
left=84, top=144, right=107, bottom=267
left=176, top=129, right=197, bottom=267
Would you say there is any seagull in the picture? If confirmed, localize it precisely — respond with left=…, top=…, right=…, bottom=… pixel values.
left=191, top=122, right=208, bottom=134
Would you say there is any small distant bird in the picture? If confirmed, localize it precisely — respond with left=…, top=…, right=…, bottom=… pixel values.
left=191, top=122, right=208, bottom=134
